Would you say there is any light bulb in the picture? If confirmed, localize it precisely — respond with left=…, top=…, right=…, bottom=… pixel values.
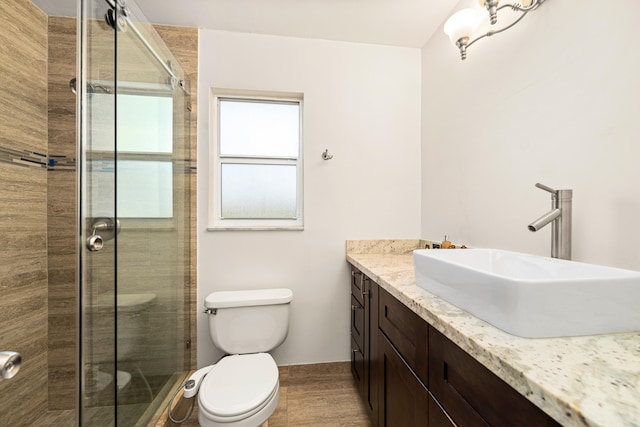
left=443, top=9, right=479, bottom=45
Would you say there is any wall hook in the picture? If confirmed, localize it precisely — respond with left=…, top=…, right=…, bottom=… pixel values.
left=322, top=149, right=333, bottom=160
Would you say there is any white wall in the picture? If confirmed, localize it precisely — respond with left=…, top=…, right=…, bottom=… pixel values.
left=421, top=0, right=640, bottom=269
left=198, top=30, right=422, bottom=366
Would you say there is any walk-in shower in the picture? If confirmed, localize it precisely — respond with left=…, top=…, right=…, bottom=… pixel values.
left=0, top=0, right=195, bottom=425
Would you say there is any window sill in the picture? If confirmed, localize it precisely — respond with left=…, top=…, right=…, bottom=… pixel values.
left=206, top=225, right=304, bottom=232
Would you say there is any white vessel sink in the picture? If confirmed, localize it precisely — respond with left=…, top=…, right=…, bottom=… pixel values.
left=413, top=248, right=640, bottom=338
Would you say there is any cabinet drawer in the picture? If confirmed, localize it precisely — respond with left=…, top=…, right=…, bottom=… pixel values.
left=351, top=335, right=365, bottom=393
left=429, top=327, right=561, bottom=427
left=351, top=294, right=365, bottom=351
left=378, top=287, right=428, bottom=385
left=351, top=268, right=366, bottom=306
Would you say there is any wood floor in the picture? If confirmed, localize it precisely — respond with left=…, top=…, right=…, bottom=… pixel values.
left=275, top=361, right=371, bottom=426
left=30, top=362, right=371, bottom=427
left=179, top=361, right=371, bottom=427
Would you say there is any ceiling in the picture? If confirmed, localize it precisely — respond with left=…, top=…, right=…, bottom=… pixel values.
left=32, top=0, right=459, bottom=48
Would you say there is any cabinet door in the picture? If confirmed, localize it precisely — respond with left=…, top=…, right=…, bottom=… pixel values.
left=429, top=327, right=561, bottom=427
left=350, top=267, right=378, bottom=423
left=378, top=287, right=428, bottom=385
left=351, top=335, right=365, bottom=393
left=364, top=277, right=379, bottom=424
left=429, top=396, right=457, bottom=427
left=379, top=332, right=429, bottom=427
left=351, top=268, right=366, bottom=306
left=351, top=294, right=365, bottom=352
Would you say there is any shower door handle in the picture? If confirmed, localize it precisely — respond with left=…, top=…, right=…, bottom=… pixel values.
left=86, top=234, right=105, bottom=252
left=86, top=217, right=120, bottom=252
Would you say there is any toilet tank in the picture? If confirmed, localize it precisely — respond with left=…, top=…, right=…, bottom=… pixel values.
left=205, top=288, right=293, bottom=354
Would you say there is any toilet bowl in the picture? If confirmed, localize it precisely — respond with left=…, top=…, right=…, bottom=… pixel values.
left=186, top=288, right=293, bottom=427
left=198, top=353, right=279, bottom=427
left=115, top=293, right=156, bottom=362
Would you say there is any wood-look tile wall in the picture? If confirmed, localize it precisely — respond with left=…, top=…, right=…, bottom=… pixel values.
left=154, top=24, right=199, bottom=372
left=0, top=0, right=49, bottom=425
left=47, top=15, right=78, bottom=411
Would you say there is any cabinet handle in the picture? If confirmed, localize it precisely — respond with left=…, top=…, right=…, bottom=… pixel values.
left=361, top=279, right=370, bottom=299
left=352, top=270, right=364, bottom=285
left=352, top=270, right=369, bottom=299
left=352, top=347, right=362, bottom=355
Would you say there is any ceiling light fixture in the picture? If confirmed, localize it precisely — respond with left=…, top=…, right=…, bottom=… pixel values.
left=444, top=0, right=546, bottom=60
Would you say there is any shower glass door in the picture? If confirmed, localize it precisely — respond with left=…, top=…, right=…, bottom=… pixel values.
left=79, top=0, right=191, bottom=424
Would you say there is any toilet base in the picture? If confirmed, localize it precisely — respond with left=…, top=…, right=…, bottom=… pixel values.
left=198, top=388, right=279, bottom=427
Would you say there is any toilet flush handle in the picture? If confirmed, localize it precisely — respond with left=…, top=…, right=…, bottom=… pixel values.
left=184, top=365, right=215, bottom=398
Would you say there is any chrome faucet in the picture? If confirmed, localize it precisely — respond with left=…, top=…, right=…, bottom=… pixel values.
left=527, top=183, right=573, bottom=260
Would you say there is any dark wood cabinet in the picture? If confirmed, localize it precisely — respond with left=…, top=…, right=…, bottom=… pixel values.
left=351, top=294, right=365, bottom=354
left=378, top=286, right=428, bottom=386
left=350, top=267, right=379, bottom=423
left=429, top=327, right=561, bottom=427
left=349, top=263, right=563, bottom=427
left=428, top=395, right=456, bottom=427
left=379, top=331, right=429, bottom=426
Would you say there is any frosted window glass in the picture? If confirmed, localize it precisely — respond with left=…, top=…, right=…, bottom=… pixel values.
left=88, top=93, right=115, bottom=152
left=117, top=94, right=173, bottom=153
left=219, top=100, right=299, bottom=157
left=88, top=93, right=173, bottom=153
left=87, top=159, right=115, bottom=218
left=221, top=164, right=297, bottom=219
left=116, top=160, right=173, bottom=218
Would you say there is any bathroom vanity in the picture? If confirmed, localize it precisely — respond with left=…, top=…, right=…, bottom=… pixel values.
left=346, top=240, right=640, bottom=427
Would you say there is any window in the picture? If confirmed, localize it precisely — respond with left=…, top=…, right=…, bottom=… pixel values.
left=115, top=93, right=174, bottom=219
left=89, top=92, right=175, bottom=221
left=209, top=90, right=303, bottom=230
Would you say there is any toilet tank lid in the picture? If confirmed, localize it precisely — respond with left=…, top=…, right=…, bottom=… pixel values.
left=205, top=288, right=293, bottom=309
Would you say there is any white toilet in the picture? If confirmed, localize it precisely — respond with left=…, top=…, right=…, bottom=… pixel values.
left=186, top=288, right=293, bottom=427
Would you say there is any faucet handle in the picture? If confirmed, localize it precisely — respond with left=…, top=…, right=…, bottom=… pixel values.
left=535, top=183, right=557, bottom=194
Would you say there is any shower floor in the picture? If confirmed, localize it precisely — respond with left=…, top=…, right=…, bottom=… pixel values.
left=31, top=404, right=153, bottom=426
left=31, top=409, right=74, bottom=426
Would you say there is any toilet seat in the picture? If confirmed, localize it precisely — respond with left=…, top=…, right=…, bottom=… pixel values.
left=199, top=353, right=279, bottom=423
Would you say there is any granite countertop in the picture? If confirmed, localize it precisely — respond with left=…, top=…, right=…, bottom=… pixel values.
left=346, top=240, right=640, bottom=427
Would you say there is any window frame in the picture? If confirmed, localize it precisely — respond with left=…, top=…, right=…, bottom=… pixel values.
left=89, top=88, right=178, bottom=229
left=208, top=89, right=304, bottom=231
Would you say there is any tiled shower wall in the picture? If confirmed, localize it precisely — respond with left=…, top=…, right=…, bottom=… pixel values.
left=0, top=0, right=49, bottom=425
left=154, top=24, right=199, bottom=372
left=47, top=15, right=78, bottom=411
